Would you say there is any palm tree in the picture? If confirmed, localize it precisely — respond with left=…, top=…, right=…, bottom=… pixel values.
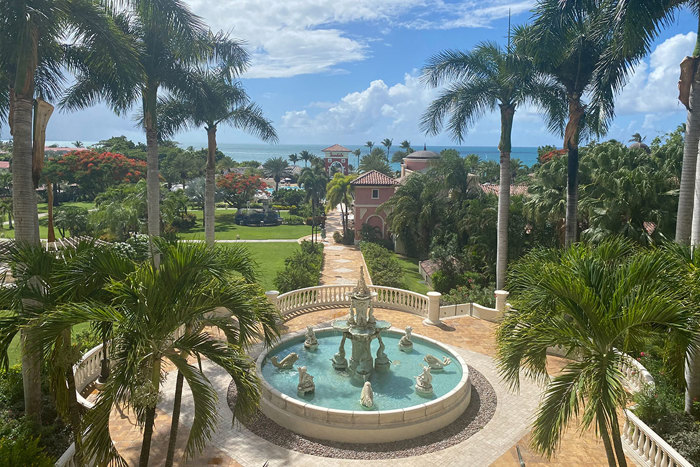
left=63, top=5, right=246, bottom=239
left=299, top=150, right=313, bottom=167
left=421, top=40, right=565, bottom=289
left=33, top=240, right=279, bottom=466
left=0, top=0, right=140, bottom=424
left=263, top=157, right=290, bottom=193
left=289, top=153, right=299, bottom=166
left=326, top=173, right=357, bottom=238
left=525, top=2, right=644, bottom=246
left=299, top=163, right=328, bottom=243
left=353, top=148, right=361, bottom=170
left=565, top=0, right=698, bottom=244
left=498, top=238, right=695, bottom=466
left=381, top=138, right=393, bottom=160
left=156, top=70, right=277, bottom=246
left=400, top=140, right=413, bottom=153
left=365, top=141, right=374, bottom=152
left=629, top=133, right=645, bottom=143
left=380, top=173, right=444, bottom=257
left=359, top=148, right=393, bottom=176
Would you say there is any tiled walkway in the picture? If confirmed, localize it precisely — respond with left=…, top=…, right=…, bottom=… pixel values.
left=319, top=207, right=372, bottom=286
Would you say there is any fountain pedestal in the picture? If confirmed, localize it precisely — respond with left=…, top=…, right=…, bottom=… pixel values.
left=331, top=268, right=391, bottom=379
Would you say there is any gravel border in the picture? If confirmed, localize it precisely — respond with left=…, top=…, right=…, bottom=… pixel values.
left=227, top=365, right=497, bottom=459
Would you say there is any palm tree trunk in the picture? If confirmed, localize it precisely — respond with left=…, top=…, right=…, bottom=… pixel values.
left=564, top=95, right=584, bottom=246
left=205, top=127, right=217, bottom=246
left=139, top=358, right=162, bottom=467
left=63, top=329, right=83, bottom=466
left=20, top=328, right=41, bottom=425
left=597, top=409, right=617, bottom=467
left=144, top=83, right=160, bottom=238
left=681, top=58, right=700, bottom=244
left=47, top=181, right=55, bottom=242
left=11, top=95, right=40, bottom=244
left=496, top=105, right=514, bottom=290
left=609, top=411, right=628, bottom=467
left=164, top=370, right=184, bottom=467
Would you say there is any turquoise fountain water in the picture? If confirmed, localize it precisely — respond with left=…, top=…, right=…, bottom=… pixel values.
left=261, top=329, right=463, bottom=411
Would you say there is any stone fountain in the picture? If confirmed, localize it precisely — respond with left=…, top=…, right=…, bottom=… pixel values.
left=331, top=268, right=391, bottom=379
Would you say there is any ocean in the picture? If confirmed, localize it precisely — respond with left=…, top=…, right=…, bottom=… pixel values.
left=44, top=141, right=541, bottom=167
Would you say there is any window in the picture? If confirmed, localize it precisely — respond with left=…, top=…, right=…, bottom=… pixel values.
left=371, top=189, right=379, bottom=199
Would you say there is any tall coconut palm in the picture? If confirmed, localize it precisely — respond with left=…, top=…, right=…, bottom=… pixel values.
left=353, top=148, right=361, bottom=170
left=33, top=240, right=279, bottom=466
left=525, top=2, right=646, bottom=246
left=561, top=0, right=698, bottom=243
left=63, top=6, right=246, bottom=239
left=325, top=173, right=357, bottom=238
left=381, top=138, right=393, bottom=160
left=289, top=153, right=299, bottom=166
left=0, top=0, right=140, bottom=424
left=421, top=40, right=565, bottom=289
left=359, top=148, right=393, bottom=176
left=155, top=70, right=277, bottom=246
left=498, top=238, right=695, bottom=466
left=263, top=157, right=290, bottom=193
left=299, top=163, right=328, bottom=243
left=299, top=150, right=313, bottom=167
left=365, top=141, right=374, bottom=152
left=400, top=140, right=413, bottom=153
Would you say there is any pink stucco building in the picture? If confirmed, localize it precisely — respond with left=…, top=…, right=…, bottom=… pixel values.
left=400, top=147, right=440, bottom=177
left=350, top=170, right=399, bottom=239
left=322, top=144, right=350, bottom=175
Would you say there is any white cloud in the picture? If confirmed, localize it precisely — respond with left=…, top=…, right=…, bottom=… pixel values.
left=184, top=0, right=534, bottom=78
left=616, top=32, right=696, bottom=115
left=278, top=72, right=559, bottom=145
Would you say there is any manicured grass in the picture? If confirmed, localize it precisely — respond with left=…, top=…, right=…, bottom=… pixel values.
left=220, top=242, right=300, bottom=291
left=395, top=254, right=430, bottom=294
left=178, top=209, right=310, bottom=240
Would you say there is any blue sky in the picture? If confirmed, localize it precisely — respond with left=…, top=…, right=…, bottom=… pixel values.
left=12, top=1, right=698, bottom=148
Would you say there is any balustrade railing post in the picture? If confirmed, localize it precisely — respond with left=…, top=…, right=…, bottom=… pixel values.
left=423, top=291, right=442, bottom=326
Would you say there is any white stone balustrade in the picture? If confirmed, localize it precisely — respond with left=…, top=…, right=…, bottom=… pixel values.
left=623, top=409, right=692, bottom=467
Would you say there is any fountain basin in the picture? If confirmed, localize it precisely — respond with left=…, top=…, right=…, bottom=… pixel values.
left=256, top=327, right=471, bottom=443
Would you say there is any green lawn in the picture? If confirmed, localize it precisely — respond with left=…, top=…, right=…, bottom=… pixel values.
left=395, top=254, right=430, bottom=294
left=178, top=209, right=310, bottom=240
left=7, top=322, right=92, bottom=367
left=221, top=242, right=299, bottom=291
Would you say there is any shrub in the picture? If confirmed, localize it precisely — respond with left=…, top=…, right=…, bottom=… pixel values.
left=274, top=241, right=324, bottom=293
left=285, top=215, right=305, bottom=225
left=333, top=231, right=342, bottom=243
left=360, top=242, right=405, bottom=288
left=0, top=436, right=54, bottom=467
left=169, top=213, right=196, bottom=231
left=440, top=282, right=496, bottom=307
left=126, top=234, right=151, bottom=261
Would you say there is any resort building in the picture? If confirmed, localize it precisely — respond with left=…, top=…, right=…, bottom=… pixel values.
left=350, top=170, right=399, bottom=239
left=400, top=145, right=440, bottom=178
left=322, top=144, right=351, bottom=175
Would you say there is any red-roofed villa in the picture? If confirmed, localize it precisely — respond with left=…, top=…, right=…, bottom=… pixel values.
left=350, top=170, right=399, bottom=239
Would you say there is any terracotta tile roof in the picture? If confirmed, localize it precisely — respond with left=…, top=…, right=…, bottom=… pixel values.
left=322, top=144, right=351, bottom=152
left=351, top=170, right=399, bottom=186
left=480, top=184, right=528, bottom=196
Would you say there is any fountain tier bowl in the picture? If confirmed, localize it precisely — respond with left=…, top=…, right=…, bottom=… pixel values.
left=256, top=327, right=472, bottom=443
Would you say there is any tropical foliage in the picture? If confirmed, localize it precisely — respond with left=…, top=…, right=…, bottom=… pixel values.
left=274, top=241, right=324, bottom=293
left=217, top=173, right=266, bottom=208
left=498, top=238, right=696, bottom=465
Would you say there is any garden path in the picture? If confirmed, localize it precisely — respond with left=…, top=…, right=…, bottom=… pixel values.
left=318, top=205, right=371, bottom=286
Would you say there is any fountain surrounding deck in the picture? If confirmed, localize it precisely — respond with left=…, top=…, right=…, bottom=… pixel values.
left=255, top=272, right=472, bottom=443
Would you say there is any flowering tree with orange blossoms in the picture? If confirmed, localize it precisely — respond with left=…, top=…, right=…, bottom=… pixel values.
left=45, top=150, right=147, bottom=199
left=216, top=173, right=266, bottom=208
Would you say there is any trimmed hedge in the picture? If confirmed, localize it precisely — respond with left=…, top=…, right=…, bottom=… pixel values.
left=274, top=241, right=324, bottom=293
left=360, top=241, right=405, bottom=289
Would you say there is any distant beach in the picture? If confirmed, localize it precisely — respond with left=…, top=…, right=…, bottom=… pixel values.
left=43, top=141, right=541, bottom=167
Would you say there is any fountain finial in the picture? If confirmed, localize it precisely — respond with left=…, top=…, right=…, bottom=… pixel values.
left=353, top=267, right=370, bottom=297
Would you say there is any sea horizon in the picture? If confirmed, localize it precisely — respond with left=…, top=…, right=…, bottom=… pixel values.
left=41, top=141, right=542, bottom=167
